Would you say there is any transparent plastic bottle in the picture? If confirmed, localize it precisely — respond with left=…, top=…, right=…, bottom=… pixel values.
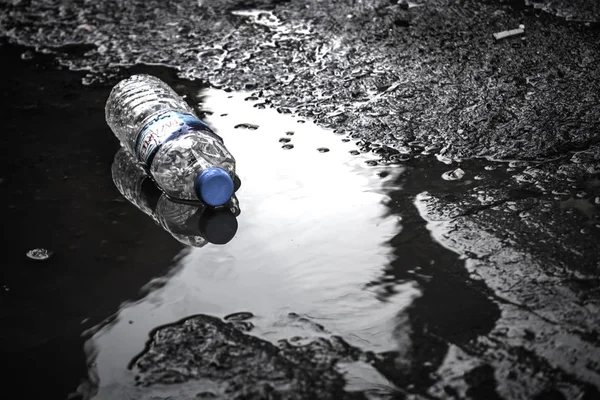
left=106, top=74, right=237, bottom=206
left=111, top=148, right=240, bottom=247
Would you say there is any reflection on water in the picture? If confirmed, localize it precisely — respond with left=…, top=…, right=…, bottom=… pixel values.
left=82, top=89, right=421, bottom=397
left=111, top=148, right=240, bottom=247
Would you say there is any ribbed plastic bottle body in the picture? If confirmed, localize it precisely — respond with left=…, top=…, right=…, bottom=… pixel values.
left=150, top=132, right=235, bottom=200
left=105, top=74, right=236, bottom=202
left=105, top=74, right=195, bottom=157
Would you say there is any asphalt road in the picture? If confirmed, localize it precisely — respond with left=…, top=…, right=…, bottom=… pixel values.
left=1, top=1, right=599, bottom=399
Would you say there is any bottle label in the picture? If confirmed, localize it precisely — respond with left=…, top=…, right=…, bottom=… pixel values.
left=134, top=111, right=217, bottom=165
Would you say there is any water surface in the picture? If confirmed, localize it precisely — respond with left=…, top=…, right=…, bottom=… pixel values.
left=85, top=88, right=424, bottom=397
left=1, top=41, right=502, bottom=399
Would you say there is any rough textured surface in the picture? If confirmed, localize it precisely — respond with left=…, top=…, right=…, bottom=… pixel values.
left=1, top=1, right=599, bottom=399
left=364, top=151, right=600, bottom=399
left=128, top=315, right=367, bottom=399
left=1, top=0, right=599, bottom=161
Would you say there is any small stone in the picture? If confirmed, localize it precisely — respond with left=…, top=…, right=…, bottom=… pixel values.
left=442, top=168, right=465, bottom=181
left=26, top=248, right=53, bottom=261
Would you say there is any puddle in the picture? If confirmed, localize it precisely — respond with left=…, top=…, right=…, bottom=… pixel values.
left=2, top=41, right=503, bottom=399
left=82, top=88, right=426, bottom=397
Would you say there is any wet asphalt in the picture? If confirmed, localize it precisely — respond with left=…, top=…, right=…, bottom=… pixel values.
left=1, top=1, right=599, bottom=399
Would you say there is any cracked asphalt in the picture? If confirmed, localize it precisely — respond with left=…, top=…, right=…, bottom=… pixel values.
left=1, top=0, right=599, bottom=399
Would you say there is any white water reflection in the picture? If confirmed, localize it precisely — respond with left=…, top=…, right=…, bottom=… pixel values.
left=83, top=89, right=420, bottom=397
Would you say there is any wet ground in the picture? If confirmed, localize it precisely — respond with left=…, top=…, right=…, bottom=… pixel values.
left=1, top=1, right=600, bottom=399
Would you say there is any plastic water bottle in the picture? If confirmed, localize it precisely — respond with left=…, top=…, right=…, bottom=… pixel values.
left=111, top=148, right=240, bottom=246
left=105, top=74, right=237, bottom=207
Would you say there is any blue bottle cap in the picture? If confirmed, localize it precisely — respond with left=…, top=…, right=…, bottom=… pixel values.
left=194, top=167, right=234, bottom=207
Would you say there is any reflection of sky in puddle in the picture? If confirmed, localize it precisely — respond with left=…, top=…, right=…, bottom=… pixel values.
left=85, top=89, right=420, bottom=396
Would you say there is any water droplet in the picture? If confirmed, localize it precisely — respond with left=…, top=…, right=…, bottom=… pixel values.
left=595, top=197, right=600, bottom=205
left=436, top=154, right=453, bottom=165
left=509, top=161, right=528, bottom=168
left=317, top=148, right=330, bottom=153
left=231, top=321, right=254, bottom=332
left=26, top=248, right=53, bottom=261
left=474, top=175, right=485, bottom=180
left=224, top=311, right=254, bottom=321
left=417, top=192, right=432, bottom=201
left=81, top=76, right=94, bottom=86
left=279, top=138, right=291, bottom=143
left=244, top=96, right=259, bottom=101
left=21, top=51, right=34, bottom=60
left=349, top=150, right=360, bottom=156
left=234, top=123, right=259, bottom=130
left=391, top=154, right=411, bottom=163
left=297, top=120, right=306, bottom=124
left=282, top=144, right=294, bottom=150
left=285, top=131, right=294, bottom=136
left=484, top=165, right=496, bottom=171
left=442, top=168, right=465, bottom=181
left=408, top=141, right=425, bottom=149
left=365, top=160, right=378, bottom=166
left=220, top=113, right=228, bottom=117
left=378, top=171, right=389, bottom=178
left=341, top=138, right=350, bottom=142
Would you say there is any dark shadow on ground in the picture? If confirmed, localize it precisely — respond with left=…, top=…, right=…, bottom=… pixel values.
left=367, top=156, right=502, bottom=397
left=0, top=41, right=188, bottom=400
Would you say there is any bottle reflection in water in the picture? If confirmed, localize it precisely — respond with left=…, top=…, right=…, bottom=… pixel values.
left=111, top=148, right=240, bottom=247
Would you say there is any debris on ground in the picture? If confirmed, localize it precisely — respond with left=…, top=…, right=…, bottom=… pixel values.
left=493, top=24, right=526, bottom=40
left=25, top=248, right=54, bottom=261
